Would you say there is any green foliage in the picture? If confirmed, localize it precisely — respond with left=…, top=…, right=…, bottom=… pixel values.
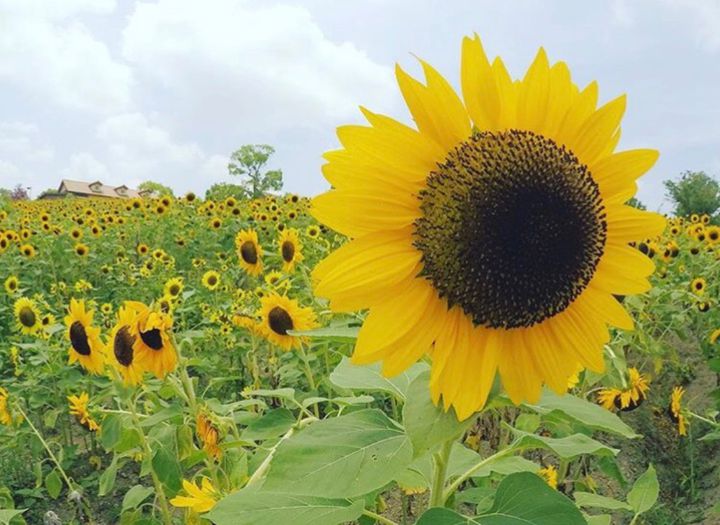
left=227, top=144, right=283, bottom=198
left=626, top=197, right=647, bottom=210
left=664, top=170, right=720, bottom=217
left=138, top=180, right=174, bottom=198
left=204, top=182, right=248, bottom=201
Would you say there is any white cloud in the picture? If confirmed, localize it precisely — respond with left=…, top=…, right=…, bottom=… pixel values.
left=59, top=152, right=111, bottom=181
left=661, top=0, right=720, bottom=51
left=0, top=122, right=55, bottom=163
left=121, top=0, right=395, bottom=132
left=0, top=3, right=132, bottom=113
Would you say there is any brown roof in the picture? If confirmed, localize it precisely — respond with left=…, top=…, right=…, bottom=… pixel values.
left=58, top=179, right=143, bottom=198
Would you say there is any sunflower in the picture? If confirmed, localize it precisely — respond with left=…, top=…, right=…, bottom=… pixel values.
left=235, top=229, right=263, bottom=276
left=74, top=243, right=89, bottom=257
left=597, top=388, right=622, bottom=410
left=126, top=301, right=177, bottom=379
left=710, top=328, right=720, bottom=345
left=67, top=392, right=99, bottom=431
left=19, top=244, right=36, bottom=258
left=0, top=388, right=12, bottom=426
left=164, top=277, right=184, bottom=298
left=597, top=367, right=649, bottom=411
left=258, top=293, right=317, bottom=350
left=264, top=270, right=286, bottom=289
left=136, top=243, right=149, bottom=256
left=4, top=275, right=19, bottom=294
left=201, top=270, right=221, bottom=291
left=668, top=386, right=688, bottom=437
left=305, top=225, right=320, bottom=239
left=14, top=297, right=41, bottom=335
left=196, top=412, right=222, bottom=460
left=538, top=465, right=558, bottom=490
left=690, top=277, right=706, bottom=295
left=170, top=478, right=218, bottom=513
left=310, top=34, right=665, bottom=419
left=65, top=298, right=105, bottom=374
left=278, top=229, right=304, bottom=272
left=108, top=306, right=144, bottom=385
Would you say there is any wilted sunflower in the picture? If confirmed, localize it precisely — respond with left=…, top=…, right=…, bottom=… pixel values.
left=14, top=297, right=41, bottom=335
left=668, top=386, right=688, bottom=437
left=0, top=388, right=12, bottom=426
left=126, top=301, right=177, bottom=379
left=311, top=34, right=665, bottom=419
left=67, top=392, right=99, bottom=431
left=201, top=270, right=221, bottom=291
left=597, top=367, right=649, bottom=411
left=4, top=275, right=19, bottom=294
left=196, top=412, right=222, bottom=460
left=278, top=229, right=304, bottom=272
left=65, top=299, right=106, bottom=374
left=258, top=293, right=317, bottom=350
left=235, top=229, right=263, bottom=276
left=538, top=465, right=558, bottom=490
left=108, top=306, right=144, bottom=385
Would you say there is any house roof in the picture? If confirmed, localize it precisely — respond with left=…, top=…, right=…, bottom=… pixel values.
left=58, top=179, right=143, bottom=198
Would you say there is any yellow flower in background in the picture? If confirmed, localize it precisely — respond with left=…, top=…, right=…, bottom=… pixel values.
left=65, top=299, right=106, bottom=375
left=235, top=229, right=263, bottom=276
left=538, top=465, right=558, bottom=489
left=14, top=297, right=41, bottom=335
left=170, top=478, right=218, bottom=513
left=67, top=392, right=99, bottom=432
left=201, top=270, right=221, bottom=291
left=690, top=277, right=706, bottom=295
left=4, top=275, right=19, bottom=295
left=311, top=34, right=665, bottom=420
left=597, top=388, right=622, bottom=410
left=164, top=277, right=184, bottom=299
left=619, top=367, right=650, bottom=409
left=278, top=228, right=304, bottom=272
left=669, top=386, right=688, bottom=437
left=258, top=293, right=317, bottom=351
left=0, top=388, right=12, bottom=426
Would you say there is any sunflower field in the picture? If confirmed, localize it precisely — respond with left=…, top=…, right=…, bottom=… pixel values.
left=2, top=35, right=720, bottom=525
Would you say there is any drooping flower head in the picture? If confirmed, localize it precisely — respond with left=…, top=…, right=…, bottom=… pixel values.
left=65, top=298, right=106, bottom=375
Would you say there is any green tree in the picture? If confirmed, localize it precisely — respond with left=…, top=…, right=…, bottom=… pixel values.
left=205, top=182, right=247, bottom=202
left=664, top=170, right=720, bottom=217
left=227, top=144, right=283, bottom=199
left=138, top=181, right=174, bottom=198
left=626, top=197, right=647, bottom=210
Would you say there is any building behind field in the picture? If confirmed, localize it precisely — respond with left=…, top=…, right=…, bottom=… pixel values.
left=39, top=180, right=145, bottom=200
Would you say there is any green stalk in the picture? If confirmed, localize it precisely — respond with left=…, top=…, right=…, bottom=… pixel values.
left=442, top=445, right=515, bottom=503
left=429, top=439, right=453, bottom=508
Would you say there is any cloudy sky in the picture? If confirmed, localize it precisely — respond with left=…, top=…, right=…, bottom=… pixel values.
left=1, top=0, right=719, bottom=210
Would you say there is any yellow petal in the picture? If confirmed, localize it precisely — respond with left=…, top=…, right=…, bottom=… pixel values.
left=571, top=95, right=626, bottom=165
left=591, top=149, right=659, bottom=200
left=516, top=48, right=550, bottom=133
left=607, top=206, right=666, bottom=243
left=461, top=34, right=500, bottom=130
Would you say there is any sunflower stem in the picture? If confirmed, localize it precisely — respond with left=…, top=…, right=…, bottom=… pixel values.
left=429, top=439, right=453, bottom=508
left=442, top=444, right=516, bottom=503
left=298, top=343, right=320, bottom=418
left=361, top=509, right=399, bottom=525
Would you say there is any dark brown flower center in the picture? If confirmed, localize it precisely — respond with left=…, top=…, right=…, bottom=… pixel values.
left=70, top=321, right=92, bottom=356
left=140, top=328, right=164, bottom=350
left=240, top=241, right=258, bottom=264
left=281, top=241, right=295, bottom=263
left=268, top=306, right=293, bottom=335
left=19, top=307, right=36, bottom=328
left=114, top=326, right=136, bottom=366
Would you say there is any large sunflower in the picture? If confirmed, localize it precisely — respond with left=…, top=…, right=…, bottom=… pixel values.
left=311, top=35, right=665, bottom=420
left=65, top=298, right=105, bottom=374
left=14, top=297, right=41, bottom=335
left=258, top=293, right=317, bottom=350
left=278, top=229, right=304, bottom=272
left=108, top=306, right=145, bottom=385
left=235, top=229, right=263, bottom=276
left=125, top=301, right=177, bottom=379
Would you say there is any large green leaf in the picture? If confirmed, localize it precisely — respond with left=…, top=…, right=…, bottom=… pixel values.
left=262, top=409, right=412, bottom=498
left=329, top=357, right=428, bottom=401
left=511, top=429, right=619, bottom=459
left=574, top=491, right=631, bottom=511
left=206, top=490, right=364, bottom=525
left=242, top=408, right=295, bottom=441
left=0, top=509, right=26, bottom=525
left=403, top=371, right=472, bottom=457
left=627, top=464, right=659, bottom=516
left=417, top=508, right=478, bottom=524
left=121, top=485, right=154, bottom=511
left=524, top=389, right=638, bottom=438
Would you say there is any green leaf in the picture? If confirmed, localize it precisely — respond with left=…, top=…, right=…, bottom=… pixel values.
left=207, top=490, right=364, bottom=525
left=524, top=389, right=638, bottom=438
left=0, top=509, right=26, bottom=525
left=244, top=388, right=296, bottom=401
left=574, top=492, right=632, bottom=511
left=330, top=357, right=429, bottom=401
left=403, top=371, right=472, bottom=457
left=44, top=470, right=62, bottom=499
left=584, top=515, right=611, bottom=525
left=262, top=409, right=412, bottom=498
left=510, top=428, right=619, bottom=459
left=243, top=409, right=295, bottom=441
left=122, top=485, right=154, bottom=511
left=152, top=442, right=182, bottom=493
left=417, top=508, right=477, bottom=524
left=287, top=325, right=359, bottom=340
left=627, top=464, right=659, bottom=516
left=475, top=472, right=586, bottom=524
left=100, top=413, right=124, bottom=450
left=98, top=456, right=118, bottom=496
left=139, top=405, right=183, bottom=428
